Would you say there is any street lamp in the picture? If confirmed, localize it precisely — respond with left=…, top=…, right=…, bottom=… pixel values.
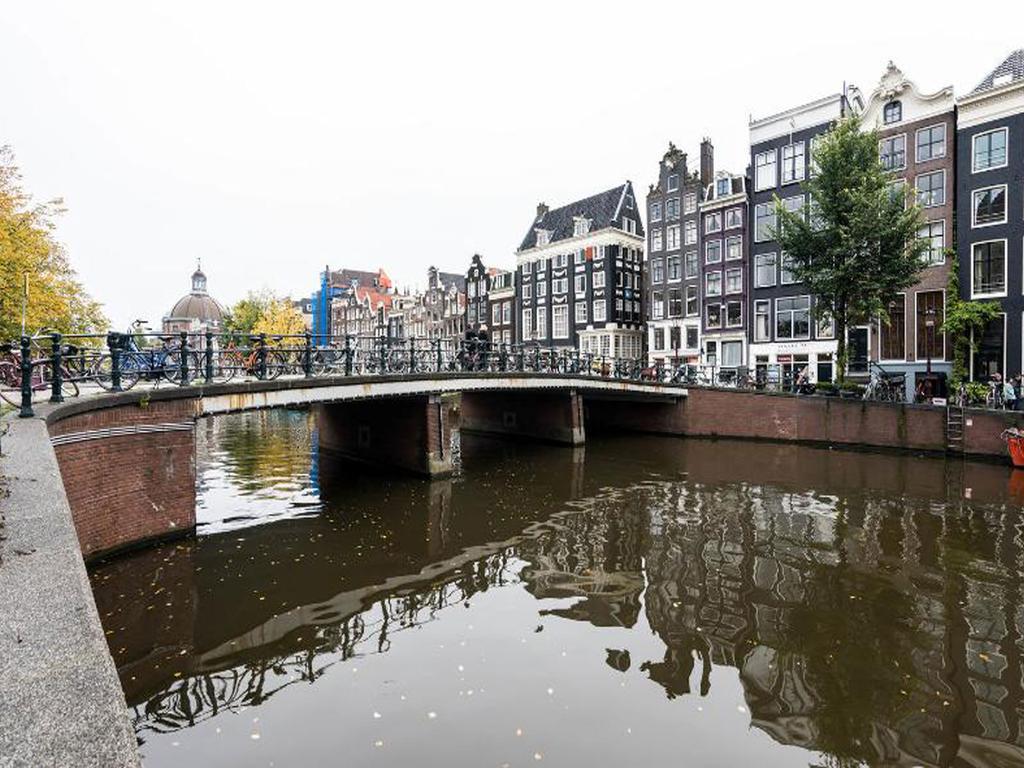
left=924, top=306, right=937, bottom=375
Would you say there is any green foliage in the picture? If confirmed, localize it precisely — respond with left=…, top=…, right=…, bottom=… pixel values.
left=774, top=117, right=927, bottom=382
left=962, top=381, right=989, bottom=405
left=941, top=249, right=1001, bottom=385
left=223, top=290, right=275, bottom=342
left=0, top=146, right=107, bottom=340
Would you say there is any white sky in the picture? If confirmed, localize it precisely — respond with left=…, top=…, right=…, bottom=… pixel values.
left=3, top=1, right=1021, bottom=328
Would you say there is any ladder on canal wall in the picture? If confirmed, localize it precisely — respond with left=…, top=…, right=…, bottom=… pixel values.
left=946, top=405, right=965, bottom=454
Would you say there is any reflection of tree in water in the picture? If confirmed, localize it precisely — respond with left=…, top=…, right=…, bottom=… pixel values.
left=133, top=552, right=517, bottom=738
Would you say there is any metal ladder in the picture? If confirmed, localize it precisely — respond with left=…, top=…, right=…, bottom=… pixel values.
left=946, top=405, right=965, bottom=453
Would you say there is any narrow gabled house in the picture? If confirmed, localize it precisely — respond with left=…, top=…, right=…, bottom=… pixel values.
left=748, top=87, right=863, bottom=387
left=860, top=62, right=955, bottom=398
left=646, top=141, right=713, bottom=366
left=699, top=170, right=750, bottom=373
left=957, top=49, right=1024, bottom=379
left=515, top=183, right=645, bottom=359
left=464, top=254, right=516, bottom=345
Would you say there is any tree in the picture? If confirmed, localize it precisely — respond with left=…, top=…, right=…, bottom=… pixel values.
left=941, top=249, right=1001, bottom=385
left=0, top=146, right=107, bottom=340
left=774, top=117, right=927, bottom=382
left=252, top=297, right=306, bottom=340
left=223, top=289, right=274, bottom=341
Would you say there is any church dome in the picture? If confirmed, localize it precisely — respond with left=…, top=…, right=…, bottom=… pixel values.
left=166, top=265, right=226, bottom=325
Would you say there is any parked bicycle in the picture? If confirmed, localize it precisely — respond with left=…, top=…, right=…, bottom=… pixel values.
left=0, top=332, right=81, bottom=406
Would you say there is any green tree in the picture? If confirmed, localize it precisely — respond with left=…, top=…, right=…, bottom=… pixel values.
left=0, top=146, right=107, bottom=340
left=774, top=117, right=927, bottom=382
left=941, top=249, right=1001, bottom=386
left=223, top=289, right=274, bottom=342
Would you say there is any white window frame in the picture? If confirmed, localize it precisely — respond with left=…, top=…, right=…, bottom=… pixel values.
left=754, top=252, right=777, bottom=288
left=552, top=305, right=568, bottom=339
left=705, top=271, right=722, bottom=297
left=918, top=220, right=946, bottom=266
left=667, top=174, right=679, bottom=192
left=781, top=142, right=805, bottom=184
left=915, top=170, right=945, bottom=209
left=536, top=306, right=547, bottom=338
left=970, top=238, right=1008, bottom=299
left=754, top=300, right=770, bottom=342
left=683, top=193, right=697, bottom=214
left=650, top=202, right=662, bottom=222
left=915, top=123, right=946, bottom=163
left=651, top=229, right=663, bottom=251
left=705, top=239, right=722, bottom=264
left=725, top=267, right=742, bottom=295
left=574, top=301, right=588, bottom=324
left=755, top=149, right=777, bottom=192
left=972, top=184, right=1008, bottom=228
left=705, top=212, right=722, bottom=233
left=775, top=295, right=812, bottom=341
left=684, top=221, right=697, bottom=245
left=574, top=274, right=586, bottom=293
left=780, top=252, right=798, bottom=285
left=593, top=270, right=605, bottom=289
left=667, top=225, right=681, bottom=251
left=879, top=134, right=907, bottom=172
left=972, top=127, right=1009, bottom=173
left=725, top=235, right=743, bottom=261
left=725, top=302, right=743, bottom=329
left=754, top=203, right=775, bottom=243
left=725, top=207, right=742, bottom=229
left=705, top=303, right=722, bottom=330
left=593, top=299, right=606, bottom=322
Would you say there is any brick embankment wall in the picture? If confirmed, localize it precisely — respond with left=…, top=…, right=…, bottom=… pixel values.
left=48, top=398, right=198, bottom=560
left=586, top=388, right=1023, bottom=461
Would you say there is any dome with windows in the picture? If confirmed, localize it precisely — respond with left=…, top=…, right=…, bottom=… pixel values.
left=164, top=263, right=226, bottom=330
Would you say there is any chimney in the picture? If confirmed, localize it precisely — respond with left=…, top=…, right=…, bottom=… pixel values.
left=699, top=138, right=714, bottom=186
left=536, top=202, right=549, bottom=220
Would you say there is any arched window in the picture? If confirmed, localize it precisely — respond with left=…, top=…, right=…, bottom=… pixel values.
left=883, top=100, right=902, bottom=125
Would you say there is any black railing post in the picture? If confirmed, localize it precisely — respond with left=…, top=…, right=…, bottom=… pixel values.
left=409, top=336, right=416, bottom=372
left=303, top=332, right=312, bottom=378
left=178, top=331, right=189, bottom=385
left=18, top=335, right=33, bottom=418
left=49, top=332, right=64, bottom=403
left=379, top=337, right=387, bottom=373
left=108, top=332, right=122, bottom=392
left=434, top=339, right=442, bottom=372
left=205, top=330, right=214, bottom=383
left=257, top=334, right=267, bottom=380
left=344, top=335, right=353, bottom=376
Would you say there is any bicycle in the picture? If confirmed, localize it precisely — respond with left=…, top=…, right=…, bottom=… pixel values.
left=0, top=334, right=81, bottom=406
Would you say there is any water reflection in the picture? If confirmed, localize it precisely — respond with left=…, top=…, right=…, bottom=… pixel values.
left=89, top=410, right=1024, bottom=767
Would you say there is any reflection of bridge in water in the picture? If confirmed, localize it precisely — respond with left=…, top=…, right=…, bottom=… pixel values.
left=91, top=429, right=1024, bottom=767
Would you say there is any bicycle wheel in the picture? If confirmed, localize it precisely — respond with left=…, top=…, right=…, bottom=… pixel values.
left=93, top=354, right=141, bottom=391
left=162, top=351, right=202, bottom=384
left=0, top=361, right=21, bottom=406
left=264, top=351, right=287, bottom=380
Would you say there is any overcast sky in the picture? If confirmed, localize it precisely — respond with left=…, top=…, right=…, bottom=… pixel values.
left=3, top=1, right=1021, bottom=327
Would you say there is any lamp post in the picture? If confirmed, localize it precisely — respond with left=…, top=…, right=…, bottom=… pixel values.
left=924, top=306, right=937, bottom=375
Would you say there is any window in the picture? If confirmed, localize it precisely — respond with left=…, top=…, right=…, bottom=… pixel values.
left=684, top=251, right=697, bottom=278
left=651, top=229, right=663, bottom=251
left=883, top=100, right=902, bottom=124
left=781, top=142, right=805, bottom=183
left=754, top=300, right=770, bottom=342
left=916, top=290, right=944, bottom=360
left=972, top=315, right=1005, bottom=379
left=523, top=283, right=532, bottom=299
left=536, top=307, right=547, bottom=337
left=973, top=128, right=1008, bottom=172
left=776, top=296, right=811, bottom=340
left=593, top=300, right=606, bottom=322
left=879, top=135, right=906, bottom=171
left=705, top=240, right=722, bottom=264
left=535, top=258, right=547, bottom=273
left=880, top=295, right=905, bottom=360
left=522, top=308, right=533, bottom=337
left=552, top=305, right=568, bottom=339
left=683, top=193, right=697, bottom=214
left=536, top=230, right=550, bottom=246
left=554, top=253, right=568, bottom=268
left=809, top=135, right=823, bottom=177
left=782, top=194, right=804, bottom=217
left=916, top=171, right=945, bottom=208
left=705, top=271, right=722, bottom=297
left=491, top=303, right=500, bottom=325
left=573, top=218, right=589, bottom=237
left=685, top=326, right=698, bottom=349
left=652, top=259, right=664, bottom=283
left=503, top=301, right=511, bottom=324
left=623, top=217, right=637, bottom=235
left=552, top=278, right=568, bottom=294
left=725, top=235, right=743, bottom=261
left=754, top=203, right=775, bottom=242
left=725, top=268, right=742, bottom=294
left=666, top=198, right=680, bottom=219
left=651, top=291, right=664, bottom=319
left=716, top=178, right=731, bottom=197
left=468, top=281, right=477, bottom=299
left=780, top=252, right=797, bottom=284
left=706, top=304, right=722, bottom=329
left=919, top=221, right=945, bottom=265
left=668, top=255, right=682, bottom=280
left=574, top=274, right=586, bottom=293
left=468, top=305, right=476, bottom=324
left=650, top=202, right=662, bottom=222
left=669, top=289, right=683, bottom=317
left=593, top=270, right=605, bottom=288
left=685, top=285, right=697, bottom=316
left=536, top=281, right=547, bottom=297
left=725, top=208, right=742, bottom=229
left=667, top=174, right=679, bottom=192
left=653, top=328, right=664, bottom=351
left=916, top=124, right=945, bottom=162
left=973, top=185, right=1007, bottom=226
left=817, top=312, right=834, bottom=340
left=755, top=253, right=776, bottom=287
left=726, top=301, right=743, bottom=328
left=574, top=250, right=586, bottom=265
left=972, top=240, right=1006, bottom=297
left=817, top=353, right=833, bottom=384
left=888, top=179, right=907, bottom=207
left=684, top=221, right=697, bottom=245
left=755, top=149, right=777, bottom=191
left=575, top=301, right=588, bottom=324
left=705, top=212, right=722, bottom=233
left=722, top=340, right=742, bottom=366
left=666, top=225, right=680, bottom=251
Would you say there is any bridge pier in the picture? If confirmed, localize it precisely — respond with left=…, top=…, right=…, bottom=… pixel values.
left=460, top=388, right=585, bottom=446
left=315, top=393, right=458, bottom=477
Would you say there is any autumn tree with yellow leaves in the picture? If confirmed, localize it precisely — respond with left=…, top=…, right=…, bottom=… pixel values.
left=0, top=146, right=107, bottom=340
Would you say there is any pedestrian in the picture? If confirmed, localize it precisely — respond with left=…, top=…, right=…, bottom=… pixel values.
left=1004, top=376, right=1017, bottom=411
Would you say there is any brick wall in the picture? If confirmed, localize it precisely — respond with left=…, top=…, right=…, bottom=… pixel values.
left=586, top=388, right=1023, bottom=460
left=50, top=399, right=197, bottom=560
left=461, top=389, right=585, bottom=445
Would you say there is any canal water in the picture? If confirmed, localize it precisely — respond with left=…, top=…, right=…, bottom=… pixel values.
left=89, top=409, right=1024, bottom=767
